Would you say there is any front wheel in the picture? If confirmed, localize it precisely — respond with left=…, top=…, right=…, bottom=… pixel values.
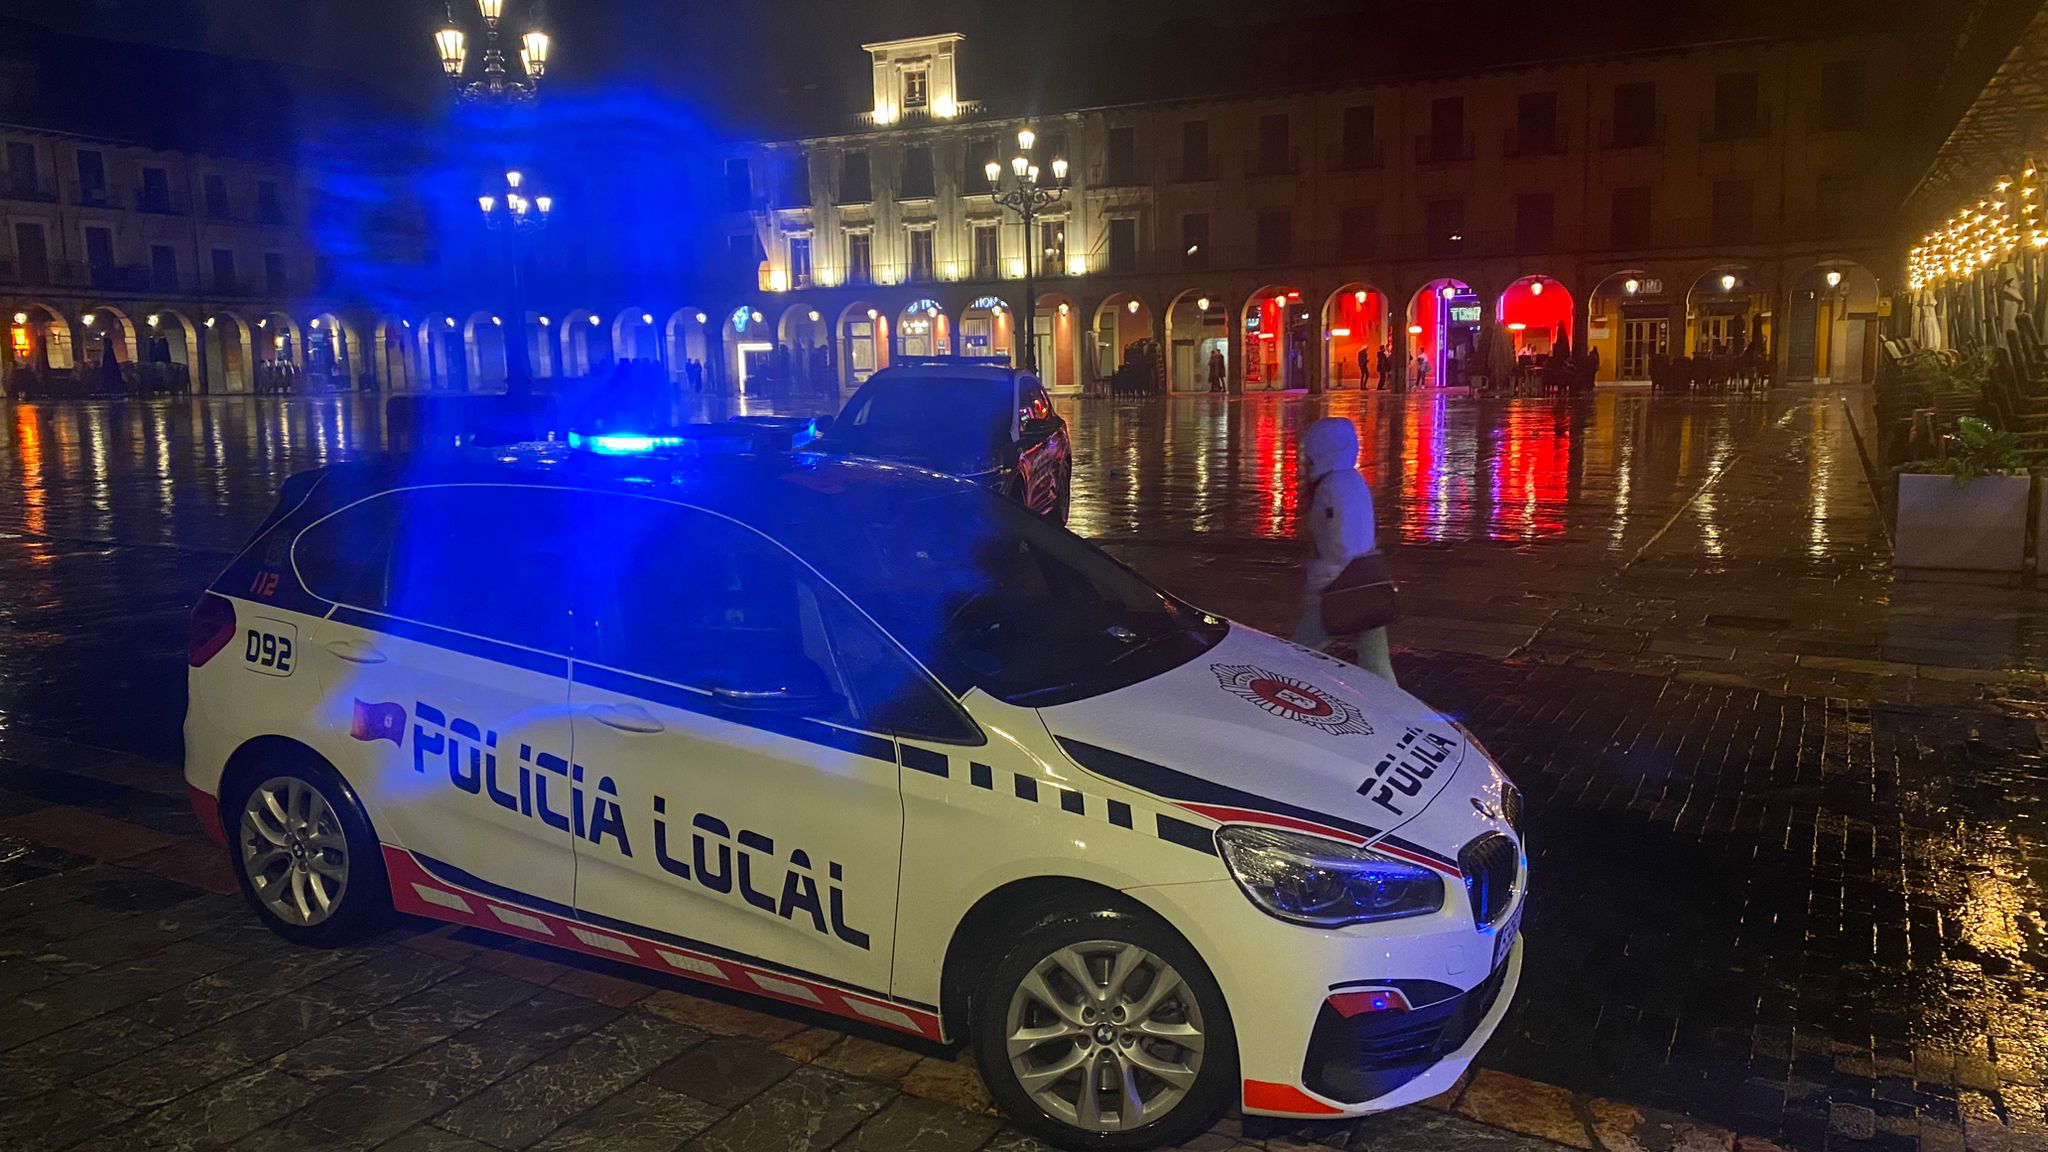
left=972, top=906, right=1236, bottom=1150
left=224, top=762, right=389, bottom=946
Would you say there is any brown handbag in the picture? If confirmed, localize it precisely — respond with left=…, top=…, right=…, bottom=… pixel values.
left=1320, top=550, right=1399, bottom=634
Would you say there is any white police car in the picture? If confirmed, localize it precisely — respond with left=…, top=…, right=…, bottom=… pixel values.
left=184, top=445, right=1525, bottom=1150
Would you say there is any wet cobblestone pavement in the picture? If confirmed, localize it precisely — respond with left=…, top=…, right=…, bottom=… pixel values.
left=0, top=388, right=2043, bottom=1152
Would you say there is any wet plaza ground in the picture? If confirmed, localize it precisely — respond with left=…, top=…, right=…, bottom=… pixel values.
left=0, top=386, right=2043, bottom=1152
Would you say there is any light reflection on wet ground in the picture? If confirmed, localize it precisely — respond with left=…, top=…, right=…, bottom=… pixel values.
left=0, top=389, right=2042, bottom=1142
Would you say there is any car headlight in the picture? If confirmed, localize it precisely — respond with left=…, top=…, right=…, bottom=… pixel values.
left=1216, top=826, right=1445, bottom=927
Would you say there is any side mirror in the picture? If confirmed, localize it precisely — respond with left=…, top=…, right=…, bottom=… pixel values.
left=810, top=414, right=835, bottom=434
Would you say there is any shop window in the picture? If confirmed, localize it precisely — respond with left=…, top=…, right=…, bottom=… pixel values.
left=1710, top=72, right=1761, bottom=140
left=1514, top=92, right=1560, bottom=155
left=1255, top=209, right=1293, bottom=265
left=1515, top=193, right=1555, bottom=251
left=973, top=223, right=999, bottom=279
left=1339, top=106, right=1377, bottom=168
left=1181, top=213, right=1209, bottom=271
left=1610, top=186, right=1652, bottom=248
left=847, top=232, right=872, bottom=284
left=1610, top=82, right=1657, bottom=148
left=1819, top=60, right=1865, bottom=131
left=1339, top=204, right=1376, bottom=260
left=839, top=152, right=872, bottom=203
left=1424, top=199, right=1464, bottom=257
left=1107, top=217, right=1137, bottom=274
left=901, top=146, right=935, bottom=198
left=788, top=236, right=812, bottom=288
left=1711, top=179, right=1753, bottom=243
left=1105, top=126, right=1137, bottom=185
left=1182, top=120, right=1210, bottom=179
left=907, top=227, right=934, bottom=282
left=724, top=158, right=752, bottom=211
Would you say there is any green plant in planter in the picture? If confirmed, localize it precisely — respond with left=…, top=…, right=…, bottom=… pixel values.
left=1907, top=415, right=2024, bottom=483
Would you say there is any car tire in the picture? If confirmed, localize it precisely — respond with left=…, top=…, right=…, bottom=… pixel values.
left=222, top=756, right=390, bottom=947
left=971, top=903, right=1236, bottom=1151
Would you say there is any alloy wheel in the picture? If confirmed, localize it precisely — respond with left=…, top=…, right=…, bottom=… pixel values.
left=239, top=775, right=349, bottom=926
left=1004, top=938, right=1205, bottom=1132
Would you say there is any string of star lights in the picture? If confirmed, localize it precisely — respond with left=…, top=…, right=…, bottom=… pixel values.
left=1910, top=159, right=2044, bottom=290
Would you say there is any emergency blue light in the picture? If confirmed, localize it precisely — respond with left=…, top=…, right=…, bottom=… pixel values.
left=569, top=431, right=687, bottom=455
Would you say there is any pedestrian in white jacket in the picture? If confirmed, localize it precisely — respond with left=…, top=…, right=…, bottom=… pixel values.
left=1294, top=416, right=1396, bottom=683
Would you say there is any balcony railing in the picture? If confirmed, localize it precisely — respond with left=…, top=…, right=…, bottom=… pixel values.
left=205, top=272, right=257, bottom=296
left=76, top=186, right=116, bottom=208
left=1246, top=147, right=1300, bottom=177
left=1414, top=134, right=1475, bottom=164
left=1503, top=124, right=1569, bottom=158
left=1599, top=115, right=1667, bottom=150
left=89, top=264, right=154, bottom=291
left=1700, top=105, right=1772, bottom=143
left=3, top=174, right=56, bottom=202
left=853, top=100, right=984, bottom=127
left=136, top=186, right=182, bottom=215
left=1325, top=140, right=1385, bottom=171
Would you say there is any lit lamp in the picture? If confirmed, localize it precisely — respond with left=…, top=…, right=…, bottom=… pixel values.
left=520, top=30, right=549, bottom=78
left=435, top=0, right=545, bottom=101
left=1196, top=297, right=1210, bottom=312
left=1825, top=270, right=1843, bottom=289
left=1720, top=274, right=1737, bottom=292
left=435, top=26, right=467, bottom=77
left=1623, top=278, right=1640, bottom=295
left=479, top=168, right=552, bottom=395
left=1530, top=280, right=1544, bottom=296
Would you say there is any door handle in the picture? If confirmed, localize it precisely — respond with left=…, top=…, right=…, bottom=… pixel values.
left=323, top=638, right=387, bottom=665
left=588, top=703, right=665, bottom=734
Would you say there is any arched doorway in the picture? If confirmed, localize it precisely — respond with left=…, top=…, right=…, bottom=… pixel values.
left=308, top=313, right=361, bottom=391
left=614, top=310, right=662, bottom=365
left=1788, top=263, right=1878, bottom=384
left=6, top=303, right=75, bottom=395
left=374, top=319, right=417, bottom=393
left=666, top=309, right=710, bottom=386
left=725, top=305, right=772, bottom=392
left=959, top=296, right=1014, bottom=362
left=420, top=314, right=467, bottom=391
left=81, top=305, right=137, bottom=386
left=1495, top=276, right=1575, bottom=387
left=1406, top=278, right=1479, bottom=388
left=1242, top=287, right=1309, bottom=391
left=1034, top=293, right=1081, bottom=392
left=1092, top=293, right=1156, bottom=388
left=1166, top=290, right=1228, bottom=392
left=560, top=309, right=605, bottom=380
left=466, top=312, right=507, bottom=391
left=1323, top=284, right=1390, bottom=391
left=523, top=312, right=554, bottom=381
left=144, top=310, right=199, bottom=393
left=778, top=304, right=829, bottom=392
left=897, top=298, right=948, bottom=358
left=1586, top=271, right=1668, bottom=383
left=203, top=312, right=253, bottom=393
left=836, top=302, right=887, bottom=391
left=1684, top=267, right=1769, bottom=360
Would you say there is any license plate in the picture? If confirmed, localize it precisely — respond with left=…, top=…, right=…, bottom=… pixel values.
left=1491, top=903, right=1523, bottom=969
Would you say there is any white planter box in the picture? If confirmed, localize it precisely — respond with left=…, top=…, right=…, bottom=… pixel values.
left=1895, top=472, right=2031, bottom=572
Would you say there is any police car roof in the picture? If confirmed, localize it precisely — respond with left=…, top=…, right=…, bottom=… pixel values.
left=305, top=445, right=976, bottom=524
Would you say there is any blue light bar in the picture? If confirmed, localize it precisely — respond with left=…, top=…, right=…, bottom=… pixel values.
left=568, top=431, right=688, bottom=455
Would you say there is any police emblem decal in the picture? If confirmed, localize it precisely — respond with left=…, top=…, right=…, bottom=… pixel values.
left=1211, top=664, right=1374, bottom=736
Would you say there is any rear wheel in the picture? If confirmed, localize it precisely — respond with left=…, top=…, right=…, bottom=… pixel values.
left=972, top=905, right=1235, bottom=1150
left=224, top=759, right=389, bottom=946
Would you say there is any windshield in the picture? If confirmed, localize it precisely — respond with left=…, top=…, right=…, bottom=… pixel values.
left=781, top=483, right=1226, bottom=706
left=826, top=376, right=1013, bottom=472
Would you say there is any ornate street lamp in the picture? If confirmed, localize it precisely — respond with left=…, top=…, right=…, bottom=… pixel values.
left=480, top=169, right=553, bottom=396
left=435, top=0, right=549, bottom=102
left=985, top=126, right=1068, bottom=373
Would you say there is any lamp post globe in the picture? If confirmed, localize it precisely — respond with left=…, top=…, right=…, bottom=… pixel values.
left=986, top=126, right=1068, bottom=374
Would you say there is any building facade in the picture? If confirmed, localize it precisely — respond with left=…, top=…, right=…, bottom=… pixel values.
left=695, top=30, right=1910, bottom=395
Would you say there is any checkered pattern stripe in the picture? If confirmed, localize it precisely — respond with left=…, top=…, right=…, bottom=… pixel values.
left=898, top=744, right=1216, bottom=856
left=381, top=846, right=944, bottom=1041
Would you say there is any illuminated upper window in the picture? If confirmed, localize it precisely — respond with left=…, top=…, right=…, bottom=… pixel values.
left=903, top=68, right=929, bottom=109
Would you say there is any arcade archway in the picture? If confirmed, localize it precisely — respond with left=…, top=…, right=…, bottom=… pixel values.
left=1323, top=284, right=1390, bottom=390
left=1685, top=266, right=1770, bottom=359
left=1033, top=293, right=1081, bottom=392
left=143, top=310, right=198, bottom=393
left=419, top=314, right=467, bottom=391
left=1242, top=286, right=1309, bottom=391
left=897, top=298, right=948, bottom=358
left=560, top=310, right=606, bottom=380
left=1406, top=278, right=1479, bottom=388
left=203, top=312, right=254, bottom=393
left=374, top=319, right=417, bottom=393
left=725, top=305, right=772, bottom=392
left=1586, top=270, right=1668, bottom=383
left=6, top=303, right=75, bottom=395
left=959, top=295, right=1014, bottom=362
left=836, top=302, right=887, bottom=391
left=308, top=313, right=362, bottom=391
left=1166, top=290, right=1228, bottom=392
left=777, top=304, right=830, bottom=391
left=666, top=309, right=710, bottom=387
left=1092, top=293, right=1155, bottom=386
left=1787, top=262, right=1878, bottom=384
left=465, top=312, right=507, bottom=390
left=614, top=310, right=662, bottom=365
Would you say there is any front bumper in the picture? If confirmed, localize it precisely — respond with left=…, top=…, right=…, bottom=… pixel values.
left=1125, top=876, right=1524, bottom=1119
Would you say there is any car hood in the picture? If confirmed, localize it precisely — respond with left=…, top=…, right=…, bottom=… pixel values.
left=1038, top=625, right=1491, bottom=863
